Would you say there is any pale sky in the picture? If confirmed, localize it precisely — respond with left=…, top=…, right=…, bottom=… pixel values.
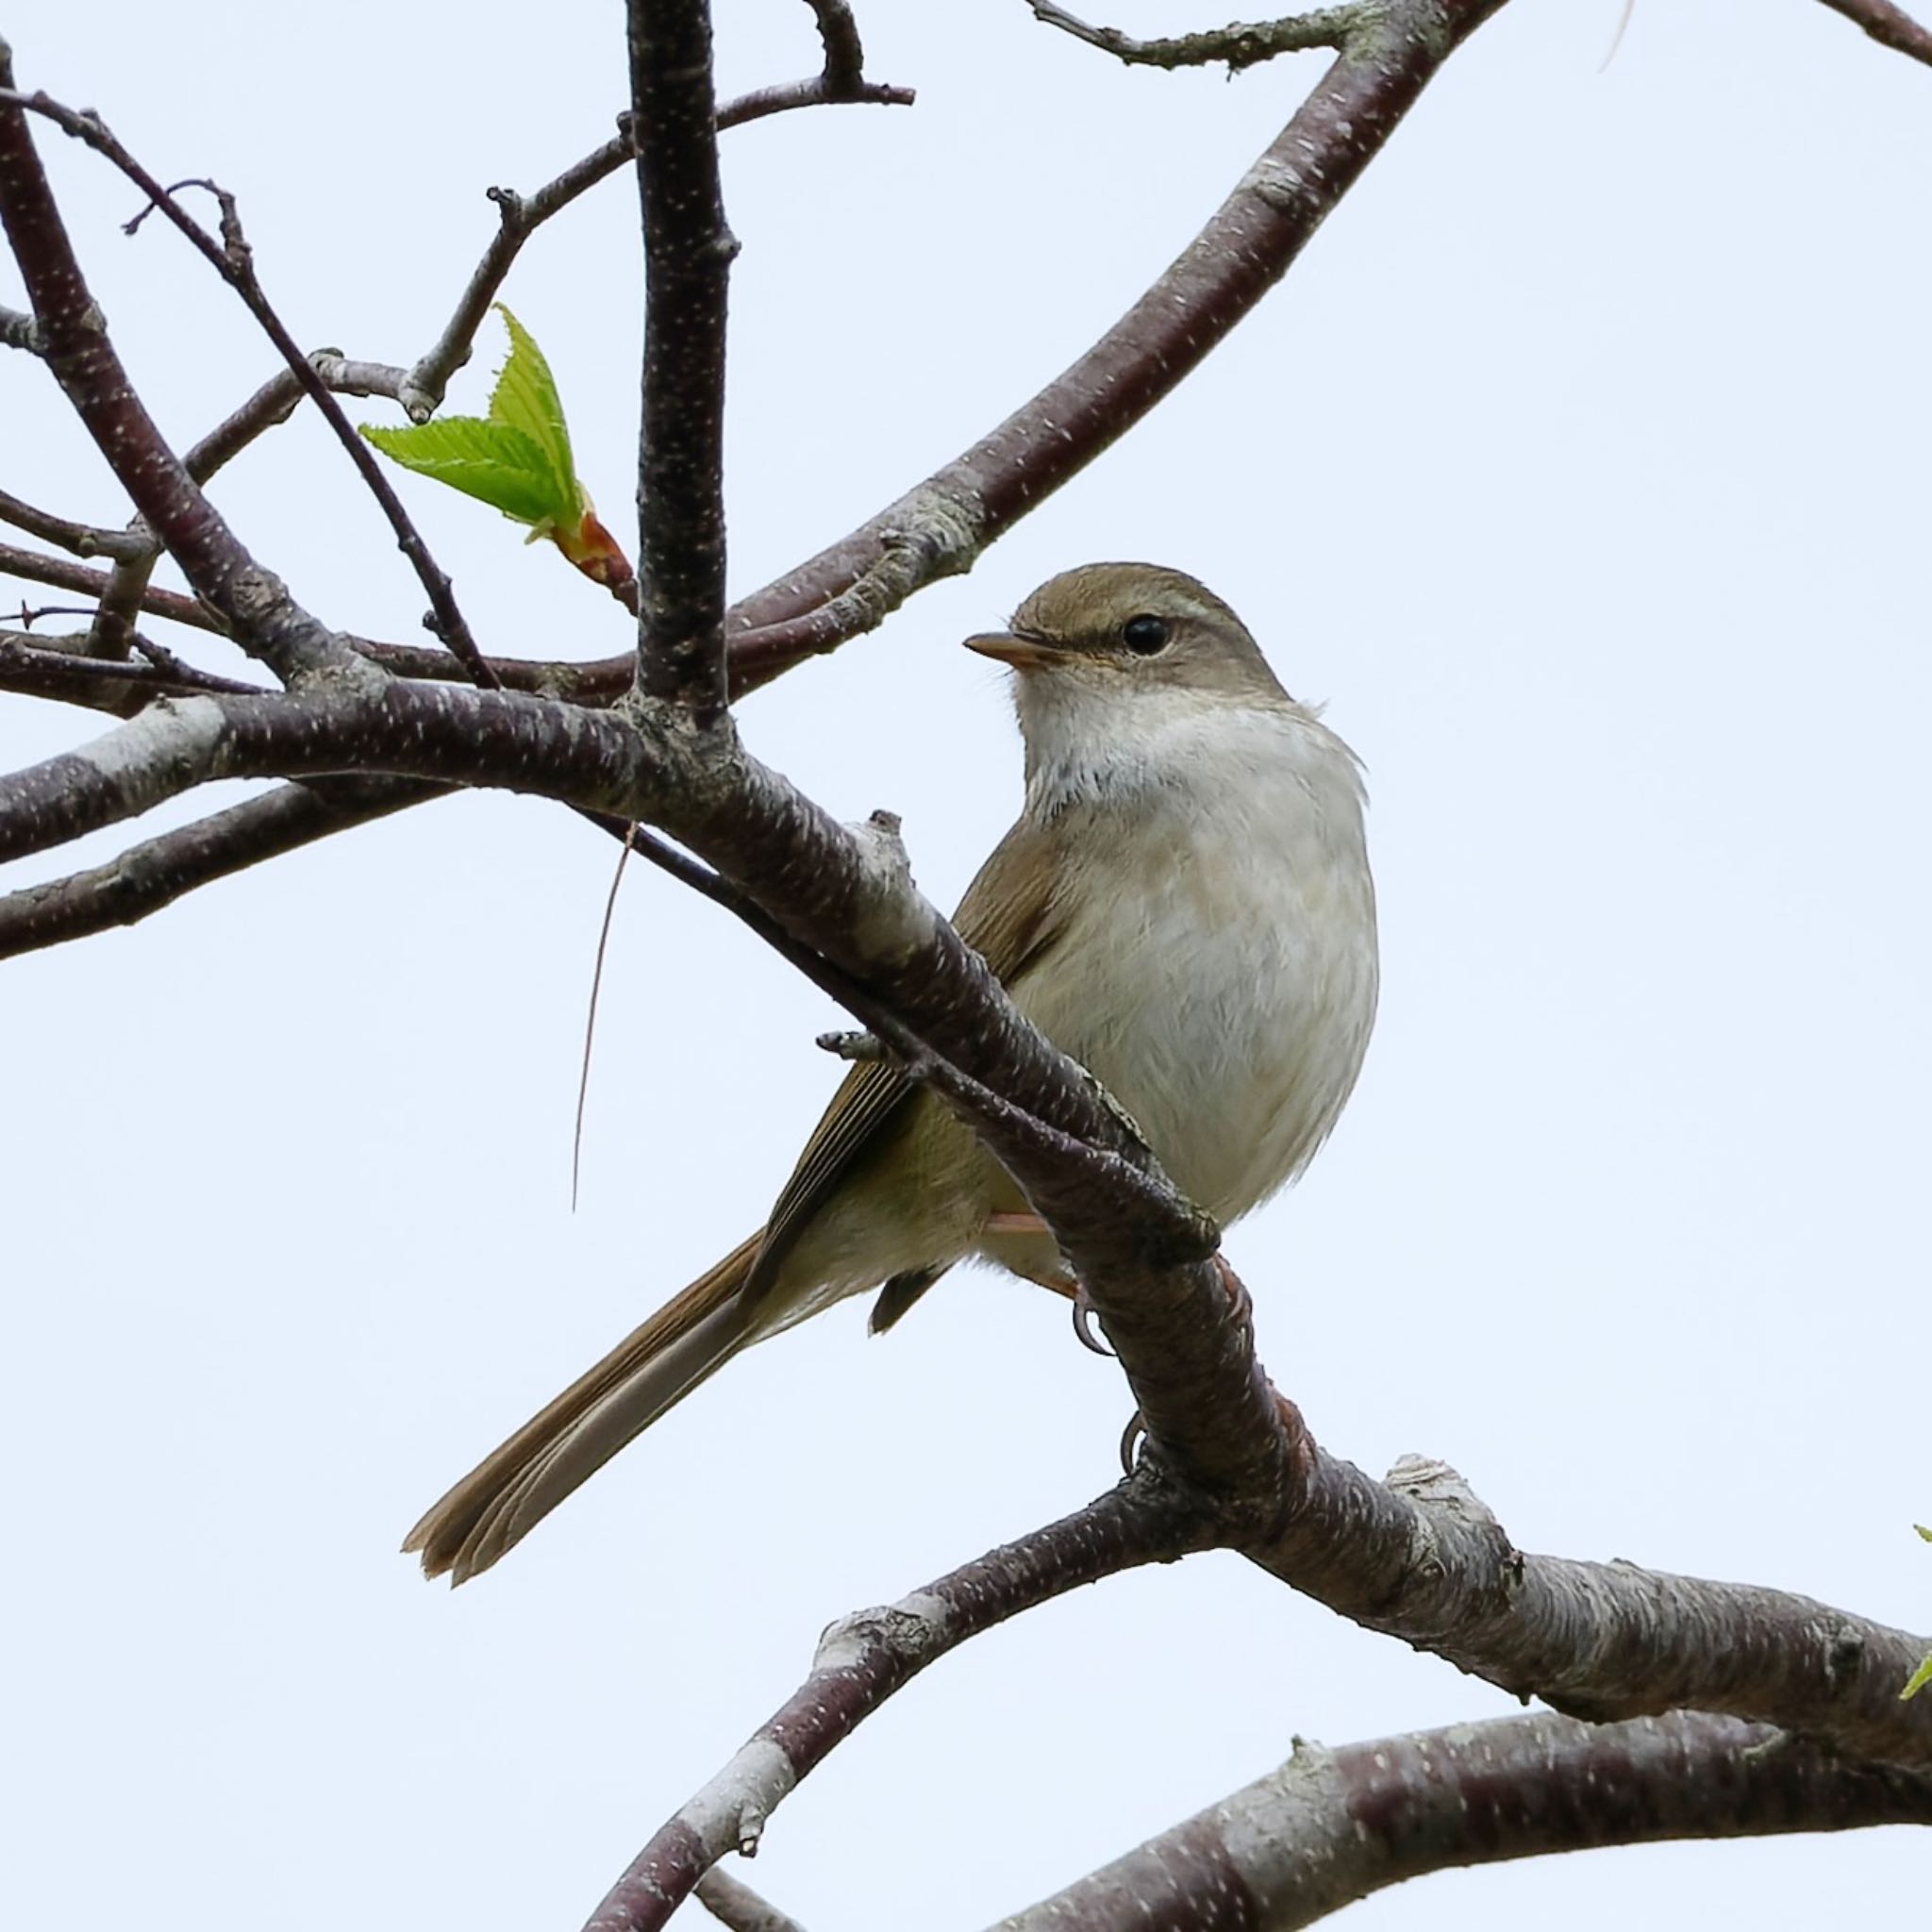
left=3, top=3, right=1927, bottom=1927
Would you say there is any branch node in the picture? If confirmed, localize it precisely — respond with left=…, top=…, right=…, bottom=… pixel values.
left=843, top=807, right=934, bottom=965
left=815, top=1027, right=885, bottom=1062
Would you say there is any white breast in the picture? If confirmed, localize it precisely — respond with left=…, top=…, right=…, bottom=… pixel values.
left=1014, top=692, right=1378, bottom=1225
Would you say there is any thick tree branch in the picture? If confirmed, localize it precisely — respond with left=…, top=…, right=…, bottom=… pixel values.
left=584, top=1476, right=1206, bottom=1932
left=627, top=0, right=736, bottom=717
left=995, top=1710, right=1932, bottom=1930
left=1238, top=1453, right=1932, bottom=1772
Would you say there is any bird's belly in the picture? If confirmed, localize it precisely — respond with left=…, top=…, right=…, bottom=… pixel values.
left=1017, top=824, right=1376, bottom=1227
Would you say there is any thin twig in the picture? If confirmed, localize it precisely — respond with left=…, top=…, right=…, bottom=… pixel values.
left=0, top=67, right=358, bottom=684
left=0, top=87, right=492, bottom=686
left=1813, top=0, right=1932, bottom=65
left=0, top=486, right=148, bottom=561
left=0, top=540, right=215, bottom=633
left=398, top=63, right=910, bottom=421
left=0, top=297, right=40, bottom=352
left=1028, top=1, right=1361, bottom=70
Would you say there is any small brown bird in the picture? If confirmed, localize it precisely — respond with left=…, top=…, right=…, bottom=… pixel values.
left=406, top=562, right=1378, bottom=1581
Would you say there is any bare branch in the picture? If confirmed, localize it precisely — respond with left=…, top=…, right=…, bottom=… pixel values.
left=1027, top=1, right=1360, bottom=71
left=1814, top=0, right=1932, bottom=65
left=585, top=1478, right=1204, bottom=1932
left=0, top=776, right=439, bottom=957
left=0, top=91, right=498, bottom=689
left=585, top=1441, right=1932, bottom=1932
left=0, top=66, right=363, bottom=686
left=996, top=1711, right=1932, bottom=1931
left=0, top=486, right=147, bottom=561
left=1243, top=1453, right=1932, bottom=1773
left=627, top=0, right=736, bottom=718
left=0, top=628, right=261, bottom=718
left=397, top=134, right=633, bottom=422
left=694, top=1870, right=810, bottom=1932
left=0, top=297, right=40, bottom=352
left=398, top=54, right=911, bottom=423
left=804, top=0, right=868, bottom=91
left=0, top=539, right=617, bottom=701
left=0, top=540, right=214, bottom=634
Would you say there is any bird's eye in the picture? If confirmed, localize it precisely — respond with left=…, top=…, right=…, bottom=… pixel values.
left=1121, top=613, right=1169, bottom=655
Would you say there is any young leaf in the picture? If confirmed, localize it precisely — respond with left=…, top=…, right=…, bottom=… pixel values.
left=361, top=419, right=561, bottom=527
left=489, top=304, right=581, bottom=527
left=358, top=306, right=635, bottom=606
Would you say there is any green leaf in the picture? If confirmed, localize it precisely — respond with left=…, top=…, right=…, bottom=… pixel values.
left=488, top=303, right=583, bottom=521
left=358, top=308, right=634, bottom=605
left=1918, top=1524, right=1932, bottom=1543
left=360, top=418, right=567, bottom=527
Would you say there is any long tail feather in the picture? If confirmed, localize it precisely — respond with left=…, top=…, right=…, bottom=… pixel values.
left=404, top=1232, right=762, bottom=1583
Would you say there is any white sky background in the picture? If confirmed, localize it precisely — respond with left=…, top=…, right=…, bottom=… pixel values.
left=2, top=0, right=1927, bottom=1925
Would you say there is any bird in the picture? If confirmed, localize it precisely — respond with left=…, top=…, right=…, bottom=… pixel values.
left=405, top=561, right=1379, bottom=1582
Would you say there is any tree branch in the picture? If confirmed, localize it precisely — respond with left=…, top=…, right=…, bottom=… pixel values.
left=1813, top=0, right=1932, bottom=66
left=0, top=93, right=499, bottom=690
left=0, top=297, right=40, bottom=352
left=1026, top=1, right=1360, bottom=72
left=0, top=627, right=261, bottom=718
left=0, top=486, right=148, bottom=561
left=0, top=775, right=440, bottom=955
left=584, top=1477, right=1206, bottom=1932
left=694, top=1871, right=809, bottom=1932
left=0, top=56, right=363, bottom=686
left=1240, top=1453, right=1932, bottom=1772
left=627, top=0, right=736, bottom=718
left=585, top=1442, right=1932, bottom=1932
left=397, top=29, right=911, bottom=421
left=995, top=1710, right=1932, bottom=1930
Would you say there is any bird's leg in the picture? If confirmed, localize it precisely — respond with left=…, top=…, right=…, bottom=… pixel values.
left=982, top=1210, right=1116, bottom=1356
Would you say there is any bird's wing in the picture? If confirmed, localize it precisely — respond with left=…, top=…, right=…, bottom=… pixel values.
left=743, top=812, right=1071, bottom=1302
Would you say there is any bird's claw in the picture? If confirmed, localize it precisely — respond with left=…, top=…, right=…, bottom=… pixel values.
left=1071, top=1280, right=1115, bottom=1357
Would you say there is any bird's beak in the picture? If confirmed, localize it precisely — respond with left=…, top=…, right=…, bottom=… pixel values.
left=963, top=629, right=1056, bottom=670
